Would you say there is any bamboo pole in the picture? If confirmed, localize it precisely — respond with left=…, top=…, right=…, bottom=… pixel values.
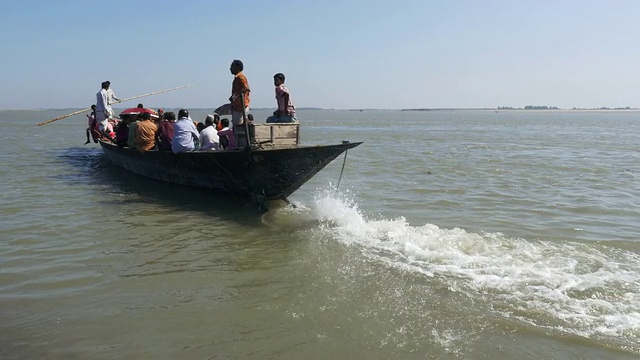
left=35, top=83, right=197, bottom=126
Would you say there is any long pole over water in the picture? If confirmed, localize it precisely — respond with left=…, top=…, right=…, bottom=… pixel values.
left=35, top=83, right=197, bottom=126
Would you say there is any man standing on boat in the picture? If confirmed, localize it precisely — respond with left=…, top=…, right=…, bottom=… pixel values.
left=229, top=60, right=250, bottom=147
left=95, top=81, right=112, bottom=136
left=105, top=81, right=121, bottom=120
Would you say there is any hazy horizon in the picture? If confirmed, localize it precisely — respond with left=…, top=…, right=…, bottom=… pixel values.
left=2, top=1, right=640, bottom=110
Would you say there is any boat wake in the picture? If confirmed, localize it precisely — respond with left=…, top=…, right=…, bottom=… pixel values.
left=308, top=188, right=640, bottom=353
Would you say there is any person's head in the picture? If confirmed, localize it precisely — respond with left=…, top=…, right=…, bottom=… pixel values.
left=221, top=118, right=230, bottom=128
left=141, top=112, right=151, bottom=121
left=247, top=114, right=254, bottom=122
left=157, top=108, right=164, bottom=117
left=273, top=73, right=285, bottom=86
left=230, top=59, right=244, bottom=75
left=101, top=81, right=110, bottom=89
left=204, top=114, right=215, bottom=127
left=178, top=109, right=189, bottom=119
left=137, top=103, right=144, bottom=108
left=91, top=104, right=96, bottom=110
left=164, top=111, right=176, bottom=121
left=196, top=122, right=205, bottom=132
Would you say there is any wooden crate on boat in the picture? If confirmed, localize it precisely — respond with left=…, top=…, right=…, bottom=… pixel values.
left=253, top=123, right=299, bottom=146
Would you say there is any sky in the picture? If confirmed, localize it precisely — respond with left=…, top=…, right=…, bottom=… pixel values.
left=1, top=0, right=639, bottom=110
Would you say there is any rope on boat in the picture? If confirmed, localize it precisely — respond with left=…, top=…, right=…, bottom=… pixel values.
left=336, top=149, right=349, bottom=190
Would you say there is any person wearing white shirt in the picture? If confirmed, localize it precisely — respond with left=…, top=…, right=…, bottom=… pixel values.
left=199, top=114, right=220, bottom=151
left=95, top=82, right=110, bottom=133
left=104, top=81, right=120, bottom=119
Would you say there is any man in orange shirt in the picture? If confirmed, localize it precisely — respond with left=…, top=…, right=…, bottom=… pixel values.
left=135, top=112, right=159, bottom=151
left=229, top=59, right=250, bottom=147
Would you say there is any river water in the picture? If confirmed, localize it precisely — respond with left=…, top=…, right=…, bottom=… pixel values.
left=1, top=109, right=639, bottom=359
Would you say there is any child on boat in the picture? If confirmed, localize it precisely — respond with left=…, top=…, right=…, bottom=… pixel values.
left=266, top=73, right=297, bottom=123
left=85, top=105, right=98, bottom=144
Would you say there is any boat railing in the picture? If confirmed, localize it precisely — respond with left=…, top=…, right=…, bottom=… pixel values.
left=253, top=123, right=299, bottom=146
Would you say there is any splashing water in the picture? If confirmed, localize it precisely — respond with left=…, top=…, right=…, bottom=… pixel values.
left=311, top=189, right=640, bottom=351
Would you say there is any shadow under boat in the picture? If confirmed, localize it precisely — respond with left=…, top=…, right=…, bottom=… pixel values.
left=57, top=146, right=282, bottom=221
left=98, top=123, right=362, bottom=211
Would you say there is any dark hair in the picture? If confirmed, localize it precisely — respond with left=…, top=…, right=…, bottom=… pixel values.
left=221, top=118, right=230, bottom=127
left=231, top=59, right=244, bottom=71
left=141, top=112, right=151, bottom=120
left=247, top=113, right=254, bottom=121
left=196, top=122, right=205, bottom=132
left=164, top=111, right=176, bottom=121
left=137, top=103, right=144, bottom=108
left=178, top=109, right=189, bottom=119
left=274, top=73, right=285, bottom=82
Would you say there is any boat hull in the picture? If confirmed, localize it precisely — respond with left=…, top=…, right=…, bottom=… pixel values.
left=99, top=141, right=361, bottom=207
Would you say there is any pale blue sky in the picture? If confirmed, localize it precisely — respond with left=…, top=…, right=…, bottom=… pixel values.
left=1, top=0, right=638, bottom=110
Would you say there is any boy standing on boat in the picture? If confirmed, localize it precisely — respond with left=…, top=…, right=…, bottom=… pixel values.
left=85, top=104, right=98, bottom=144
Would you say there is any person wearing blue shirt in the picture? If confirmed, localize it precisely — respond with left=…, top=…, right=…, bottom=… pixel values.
left=171, top=109, right=199, bottom=153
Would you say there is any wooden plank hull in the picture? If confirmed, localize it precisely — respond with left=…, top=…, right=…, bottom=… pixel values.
left=99, top=141, right=361, bottom=208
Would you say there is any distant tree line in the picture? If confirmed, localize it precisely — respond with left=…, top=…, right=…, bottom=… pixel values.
left=524, top=105, right=558, bottom=110
left=574, top=106, right=632, bottom=110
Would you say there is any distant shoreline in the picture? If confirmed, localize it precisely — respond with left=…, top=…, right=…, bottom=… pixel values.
left=2, top=107, right=639, bottom=112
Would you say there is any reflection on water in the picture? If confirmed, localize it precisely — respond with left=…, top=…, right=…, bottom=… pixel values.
left=58, top=146, right=285, bottom=223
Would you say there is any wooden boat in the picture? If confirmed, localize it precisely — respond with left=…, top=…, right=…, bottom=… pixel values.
left=99, top=123, right=361, bottom=210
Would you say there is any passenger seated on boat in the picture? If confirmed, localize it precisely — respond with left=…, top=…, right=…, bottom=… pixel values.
left=114, top=116, right=131, bottom=147
left=198, top=115, right=220, bottom=151
left=127, top=114, right=141, bottom=149
left=171, top=109, right=200, bottom=153
left=156, top=111, right=176, bottom=151
left=266, top=73, right=297, bottom=123
left=156, top=108, right=164, bottom=126
left=217, top=118, right=235, bottom=149
left=196, top=122, right=205, bottom=133
left=213, top=113, right=222, bottom=131
left=135, top=112, right=158, bottom=152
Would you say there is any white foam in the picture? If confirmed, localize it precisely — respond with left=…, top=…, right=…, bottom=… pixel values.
left=311, top=189, right=640, bottom=346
